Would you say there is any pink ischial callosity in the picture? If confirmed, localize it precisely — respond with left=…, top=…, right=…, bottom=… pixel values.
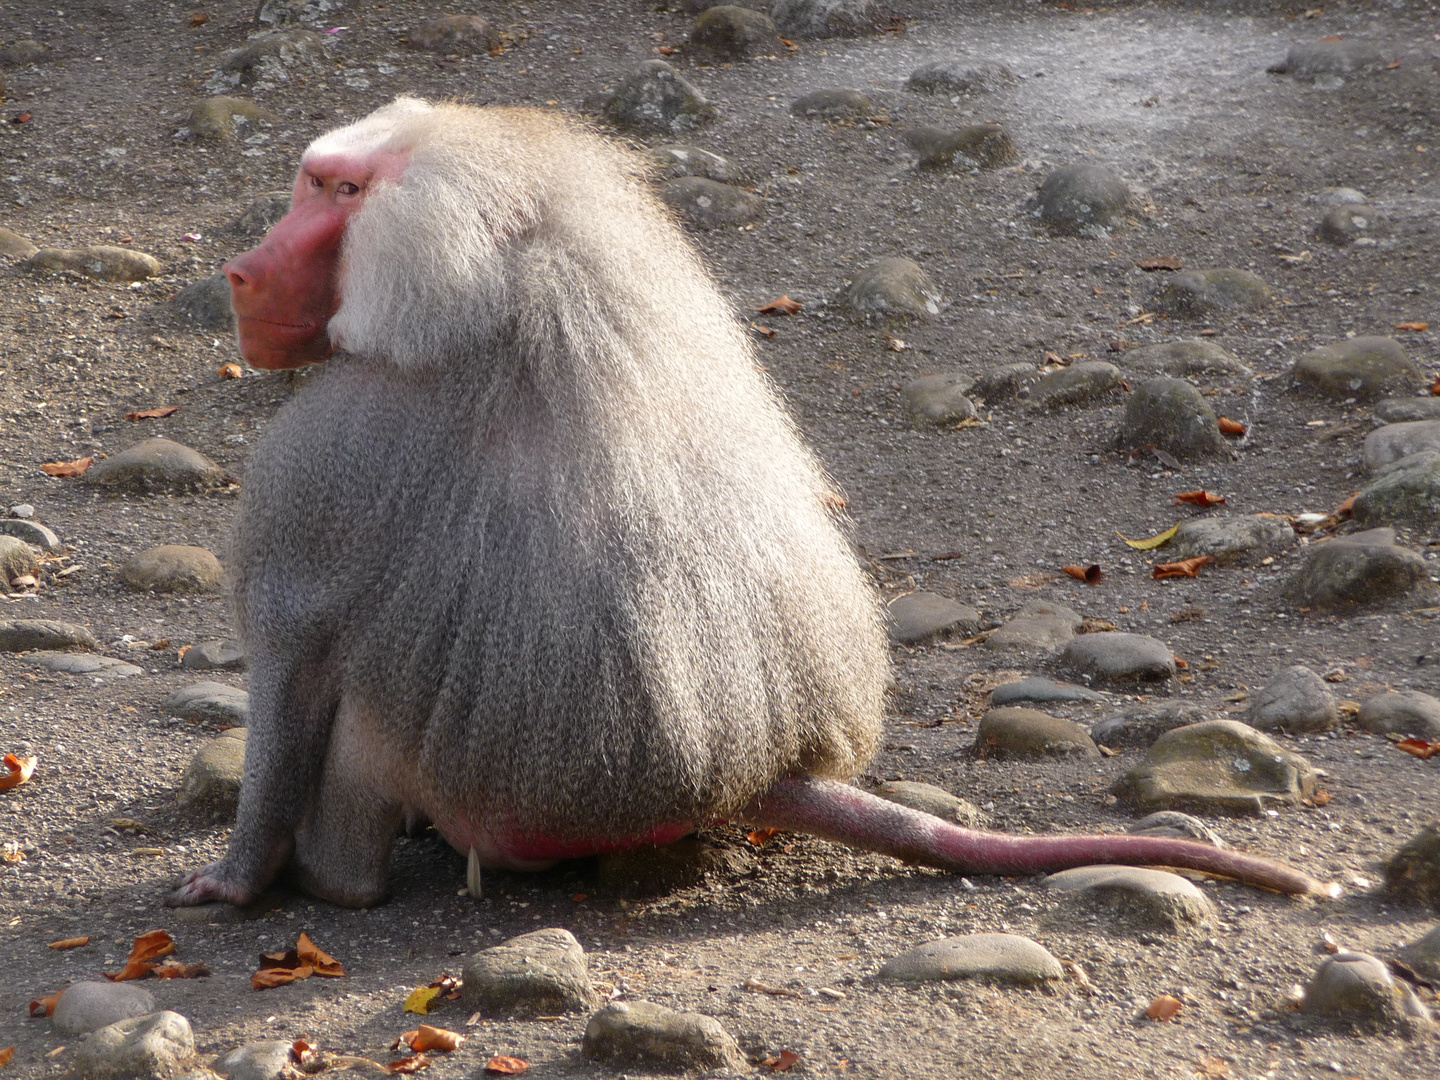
left=224, top=149, right=407, bottom=370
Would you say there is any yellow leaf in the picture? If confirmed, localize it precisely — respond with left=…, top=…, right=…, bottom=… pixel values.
left=1117, top=522, right=1180, bottom=551
left=404, top=987, right=441, bottom=1015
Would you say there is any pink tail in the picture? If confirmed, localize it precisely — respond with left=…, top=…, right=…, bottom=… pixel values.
left=742, top=775, right=1337, bottom=899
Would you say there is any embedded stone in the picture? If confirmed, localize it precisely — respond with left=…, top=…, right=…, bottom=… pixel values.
left=840, top=257, right=940, bottom=322
left=791, top=88, right=872, bottom=119
left=647, top=144, right=735, bottom=183
left=68, top=1011, right=197, bottom=1080
left=181, top=97, right=274, bottom=141
left=1270, top=38, right=1390, bottom=79
left=26, top=246, right=161, bottom=282
left=212, top=30, right=327, bottom=89
left=1301, top=951, right=1432, bottom=1033
left=1354, top=451, right=1440, bottom=532
left=1114, top=720, right=1319, bottom=815
left=1385, top=821, right=1440, bottom=911
left=906, top=60, right=1017, bottom=95
left=1317, top=204, right=1390, bottom=246
left=180, top=639, right=248, bottom=671
left=904, top=123, right=1016, bottom=169
left=691, top=6, right=781, bottom=60
left=174, top=272, right=235, bottom=330
left=85, top=438, right=226, bottom=494
left=983, top=601, right=1082, bottom=653
left=1292, top=337, right=1419, bottom=401
left=873, top=781, right=984, bottom=827
left=1091, top=702, right=1210, bottom=749
left=407, top=15, right=500, bottom=54
left=214, top=1041, right=296, bottom=1080
left=879, top=933, right=1063, bottom=985
left=1363, top=420, right=1440, bottom=472
left=902, top=373, right=976, bottom=424
left=0, top=226, right=40, bottom=259
left=990, top=677, right=1104, bottom=707
left=24, top=652, right=143, bottom=679
left=119, top=545, right=224, bottom=594
left=602, top=60, right=713, bottom=135
left=1397, top=925, right=1440, bottom=981
left=1245, top=665, right=1337, bottom=733
left=462, top=928, right=600, bottom=1015
left=164, top=681, right=251, bottom=725
left=972, top=363, right=1038, bottom=400
left=1151, top=268, right=1273, bottom=318
left=1024, top=361, right=1123, bottom=410
left=1057, top=632, right=1176, bottom=684
left=975, top=708, right=1100, bottom=758
left=583, top=1000, right=747, bottom=1072
left=0, top=534, right=39, bottom=585
left=1128, top=811, right=1225, bottom=847
left=0, top=618, right=96, bottom=652
left=0, top=517, right=62, bottom=552
left=178, top=728, right=248, bottom=815
left=885, top=590, right=981, bottom=645
left=1115, top=377, right=1227, bottom=460
left=771, top=0, right=887, bottom=38
left=52, top=982, right=157, bottom=1036
left=1356, top=690, right=1440, bottom=738
left=1375, top=398, right=1440, bottom=424
left=1043, top=865, right=1215, bottom=932
left=232, top=191, right=292, bottom=237
left=1284, top=528, right=1431, bottom=611
left=659, top=176, right=763, bottom=227
left=1167, top=515, right=1296, bottom=566
left=1120, top=339, right=1252, bottom=379
left=1037, top=164, right=1131, bottom=234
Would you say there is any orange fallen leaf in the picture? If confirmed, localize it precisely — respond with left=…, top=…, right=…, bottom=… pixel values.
left=387, top=1055, right=433, bottom=1075
left=253, top=966, right=311, bottom=990
left=0, top=754, right=37, bottom=791
left=1394, top=321, right=1429, bottom=332
left=124, top=406, right=180, bottom=421
left=290, top=1041, right=319, bottom=1068
left=1136, top=256, right=1183, bottom=271
left=1396, top=738, right=1440, bottom=760
left=750, top=323, right=777, bottom=339
left=1154, top=556, right=1213, bottom=580
left=757, top=295, right=803, bottom=316
left=28, top=992, right=63, bottom=1018
left=48, top=937, right=90, bottom=951
left=781, top=37, right=799, bottom=51
left=1061, top=563, right=1105, bottom=585
left=656, top=45, right=676, bottom=55
left=1312, top=791, right=1333, bottom=807
left=483, top=1058, right=528, bottom=1076
left=747, top=827, right=780, bottom=847
left=1174, top=490, right=1226, bottom=507
left=153, top=960, right=210, bottom=979
left=1217, top=417, right=1246, bottom=436
left=40, top=457, right=93, bottom=478
left=218, top=363, right=244, bottom=379
left=1431, top=373, right=1440, bottom=396
left=765, top=1049, right=802, bottom=1071
left=394, top=1026, right=466, bottom=1054
left=1146, top=994, right=1184, bottom=1021
left=297, top=932, right=345, bottom=977
left=0, top=1047, right=12, bottom=1067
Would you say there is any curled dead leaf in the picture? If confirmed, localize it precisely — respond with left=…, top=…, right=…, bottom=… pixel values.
left=297, top=932, right=346, bottom=977
left=1394, top=322, right=1429, bottom=332
left=0, top=754, right=37, bottom=791
left=1153, top=556, right=1213, bottom=580
left=387, top=1055, right=433, bottom=1075
left=40, top=457, right=94, bottom=478
left=28, top=992, right=63, bottom=1018
left=483, top=1057, right=528, bottom=1075
left=757, top=295, right=803, bottom=316
left=48, top=937, right=90, bottom=951
left=218, top=363, right=244, bottom=379
left=764, top=1049, right=802, bottom=1071
left=153, top=960, right=210, bottom=979
left=1174, top=490, right=1226, bottom=508
left=750, top=323, right=777, bottom=340
left=1312, top=790, right=1333, bottom=807
left=124, top=406, right=180, bottom=421
left=0, top=1046, right=13, bottom=1067
left=1217, top=417, right=1246, bottom=436
left=394, top=1026, right=466, bottom=1054
left=1146, top=994, right=1183, bottom=1021
left=1396, top=738, right=1440, bottom=760
left=404, top=987, right=440, bottom=1015
left=1061, top=564, right=1104, bottom=585
left=747, top=828, right=780, bottom=847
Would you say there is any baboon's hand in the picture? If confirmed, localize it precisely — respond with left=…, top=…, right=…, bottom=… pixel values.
left=167, top=861, right=259, bottom=907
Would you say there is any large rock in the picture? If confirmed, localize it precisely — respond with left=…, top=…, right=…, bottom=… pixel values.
left=1114, top=720, right=1319, bottom=815
left=770, top=0, right=886, bottom=38
left=691, top=6, right=781, bottom=59
left=1121, top=340, right=1252, bottom=379
left=1167, top=515, right=1295, bottom=566
left=461, top=928, right=599, bottom=1015
left=67, top=1011, right=197, bottom=1080
left=791, top=88, right=872, bottom=119
left=1036, top=164, right=1131, bottom=234
left=1385, top=821, right=1440, bottom=911
left=174, top=273, right=235, bottom=330
left=1356, top=691, right=1440, bottom=738
left=879, top=933, right=1063, bottom=985
left=1043, top=865, right=1215, bottom=932
left=602, top=60, right=713, bottom=134
left=1353, top=451, right=1440, bottom=531
left=1291, top=337, right=1419, bottom=401
left=1024, top=361, right=1123, bottom=410
left=904, top=123, right=1017, bottom=170
left=1284, top=528, right=1432, bottom=611
left=902, top=373, right=976, bottom=425
left=178, top=728, right=248, bottom=815
left=1301, top=952, right=1433, bottom=1034
left=164, top=682, right=251, bottom=725
left=974, top=708, right=1100, bottom=758
left=840, top=257, right=940, bottom=322
left=983, top=600, right=1081, bottom=654
left=119, top=546, right=224, bottom=594
left=1057, top=632, right=1176, bottom=684
left=0, top=619, right=96, bottom=653
left=1271, top=38, right=1390, bottom=80
left=583, top=1000, right=747, bottom=1072
left=26, top=246, right=160, bottom=282
left=52, top=983, right=157, bottom=1036
left=1364, top=421, right=1440, bottom=472
left=1151, top=268, right=1272, bottom=318
left=1091, top=701, right=1210, bottom=750
left=1114, top=377, right=1227, bottom=460
left=1245, top=665, right=1338, bottom=734
left=885, top=590, right=981, bottom=645
left=873, top=781, right=984, bottom=827
left=85, top=438, right=226, bottom=495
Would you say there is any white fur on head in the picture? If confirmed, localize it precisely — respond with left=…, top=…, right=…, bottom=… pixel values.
left=303, top=96, right=435, bottom=162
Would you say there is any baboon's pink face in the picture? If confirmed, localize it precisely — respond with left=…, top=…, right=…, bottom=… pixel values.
left=223, top=148, right=407, bottom=369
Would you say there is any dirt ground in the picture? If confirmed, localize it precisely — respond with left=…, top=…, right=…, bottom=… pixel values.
left=1, top=1, right=1439, bottom=1077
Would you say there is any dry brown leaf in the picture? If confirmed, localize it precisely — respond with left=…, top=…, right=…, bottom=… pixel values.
left=297, top=932, right=346, bottom=977
left=48, top=937, right=90, bottom=951
left=28, top=992, right=63, bottom=1018
left=40, top=457, right=93, bottom=478
left=1146, top=994, right=1184, bottom=1021
left=395, top=1026, right=466, bottom=1054
left=1196, top=1055, right=1231, bottom=1077
left=757, top=295, right=803, bottom=316
left=1217, top=417, right=1246, bottom=435
left=0, top=1046, right=13, bottom=1068
left=153, top=960, right=210, bottom=979
left=1432, top=373, right=1440, bottom=397
left=1396, top=738, right=1440, bottom=760
left=1153, top=556, right=1213, bottom=580
left=1395, top=321, right=1429, bottom=332
left=218, top=363, right=244, bottom=379
left=252, top=966, right=311, bottom=990
left=1174, top=490, right=1226, bottom=507
left=765, top=1050, right=802, bottom=1071
left=1061, top=564, right=1104, bottom=585
left=1312, top=791, right=1333, bottom=807
left=124, top=406, right=180, bottom=421
left=483, top=1057, right=528, bottom=1075
left=387, top=1055, right=433, bottom=1075
left=0, top=754, right=37, bottom=791
left=747, top=828, right=780, bottom=847
left=750, top=323, right=777, bottom=339
left=1136, top=256, right=1183, bottom=271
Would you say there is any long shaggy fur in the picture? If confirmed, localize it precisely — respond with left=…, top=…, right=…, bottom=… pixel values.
left=233, top=99, right=888, bottom=849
